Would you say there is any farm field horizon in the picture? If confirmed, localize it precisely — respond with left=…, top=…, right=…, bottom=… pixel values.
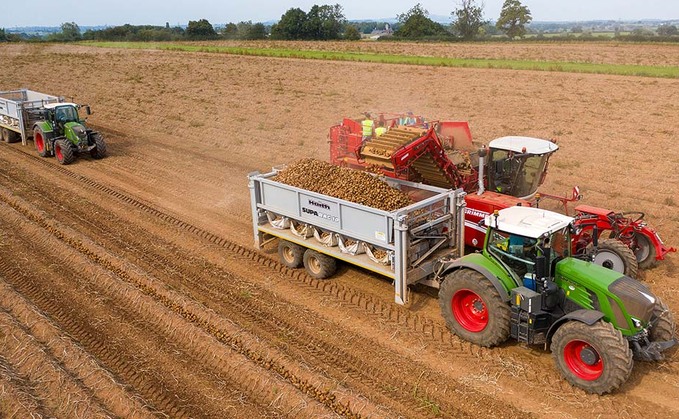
left=0, top=41, right=678, bottom=417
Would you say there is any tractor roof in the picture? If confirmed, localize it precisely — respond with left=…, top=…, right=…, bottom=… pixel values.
left=485, top=206, right=573, bottom=239
left=489, top=136, right=558, bottom=155
left=43, top=102, right=77, bottom=109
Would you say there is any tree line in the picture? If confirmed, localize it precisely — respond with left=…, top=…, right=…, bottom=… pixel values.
left=2, top=1, right=678, bottom=43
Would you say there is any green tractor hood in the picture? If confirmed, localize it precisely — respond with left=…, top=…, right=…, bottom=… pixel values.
left=64, top=121, right=88, bottom=146
left=555, top=257, right=656, bottom=335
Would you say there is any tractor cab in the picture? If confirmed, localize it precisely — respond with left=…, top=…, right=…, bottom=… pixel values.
left=487, top=136, right=558, bottom=200
left=43, top=102, right=87, bottom=134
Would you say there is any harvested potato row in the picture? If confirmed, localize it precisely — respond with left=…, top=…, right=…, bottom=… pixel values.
left=274, top=158, right=412, bottom=211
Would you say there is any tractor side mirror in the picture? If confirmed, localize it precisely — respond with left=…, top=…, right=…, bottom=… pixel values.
left=85, top=106, right=92, bottom=115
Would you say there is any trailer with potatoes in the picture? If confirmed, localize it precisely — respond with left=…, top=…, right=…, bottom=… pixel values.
left=248, top=160, right=676, bottom=394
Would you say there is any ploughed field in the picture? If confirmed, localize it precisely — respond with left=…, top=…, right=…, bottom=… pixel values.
left=0, top=42, right=678, bottom=418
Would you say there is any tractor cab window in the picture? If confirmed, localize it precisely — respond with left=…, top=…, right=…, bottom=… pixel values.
left=487, top=230, right=537, bottom=278
left=55, top=106, right=78, bottom=124
left=546, top=228, right=570, bottom=262
left=488, top=149, right=548, bottom=199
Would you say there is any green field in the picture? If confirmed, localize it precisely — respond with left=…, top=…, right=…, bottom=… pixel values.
left=85, top=41, right=679, bottom=78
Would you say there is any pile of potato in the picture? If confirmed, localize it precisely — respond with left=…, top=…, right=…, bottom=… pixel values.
left=274, top=158, right=412, bottom=211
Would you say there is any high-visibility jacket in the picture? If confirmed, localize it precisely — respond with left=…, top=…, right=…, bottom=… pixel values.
left=362, top=119, right=374, bottom=137
left=375, top=126, right=387, bottom=137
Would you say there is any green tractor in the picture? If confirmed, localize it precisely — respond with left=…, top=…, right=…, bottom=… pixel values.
left=439, top=206, right=676, bottom=394
left=32, top=102, right=106, bottom=164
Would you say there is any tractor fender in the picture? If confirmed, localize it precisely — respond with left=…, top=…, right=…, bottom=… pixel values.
left=545, top=309, right=605, bottom=348
left=442, top=261, right=512, bottom=302
left=33, top=121, right=53, bottom=134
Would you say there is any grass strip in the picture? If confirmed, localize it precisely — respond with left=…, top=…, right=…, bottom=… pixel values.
left=84, top=41, right=679, bottom=79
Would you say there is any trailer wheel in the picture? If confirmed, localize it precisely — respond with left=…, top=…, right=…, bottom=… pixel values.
left=1, top=128, right=18, bottom=143
left=649, top=298, right=676, bottom=357
left=303, top=249, right=336, bottom=279
left=439, top=269, right=510, bottom=347
left=593, top=239, right=639, bottom=278
left=551, top=320, right=633, bottom=394
left=54, top=139, right=75, bottom=165
left=90, top=132, right=107, bottom=159
left=33, top=127, right=51, bottom=157
left=278, top=240, right=304, bottom=268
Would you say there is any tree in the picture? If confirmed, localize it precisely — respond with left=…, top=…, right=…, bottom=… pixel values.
left=496, top=0, right=532, bottom=39
left=185, top=19, right=218, bottom=40
left=271, top=7, right=308, bottom=39
left=304, top=4, right=346, bottom=40
left=344, top=25, right=361, bottom=40
left=657, top=24, right=678, bottom=36
left=0, top=28, right=7, bottom=42
left=451, top=0, right=487, bottom=40
left=61, top=22, right=82, bottom=41
left=395, top=3, right=448, bottom=38
left=235, top=21, right=267, bottom=40
left=221, top=23, right=238, bottom=39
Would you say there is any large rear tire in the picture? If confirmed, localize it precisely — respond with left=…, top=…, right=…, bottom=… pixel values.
left=33, top=126, right=51, bottom=157
left=439, top=269, right=510, bottom=347
left=593, top=239, right=639, bottom=278
left=278, top=240, right=304, bottom=268
left=302, top=249, right=336, bottom=279
left=551, top=320, right=633, bottom=394
left=90, top=132, right=107, bottom=159
left=54, top=139, right=75, bottom=165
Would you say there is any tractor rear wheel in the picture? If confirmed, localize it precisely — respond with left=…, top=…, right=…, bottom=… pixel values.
left=649, top=298, right=676, bottom=357
left=54, top=139, right=75, bottom=165
left=302, top=249, right=336, bottom=279
left=278, top=240, right=304, bottom=268
left=593, top=239, right=639, bottom=279
left=551, top=320, right=633, bottom=394
left=90, top=132, right=107, bottom=159
left=33, top=126, right=51, bottom=157
left=439, top=269, right=510, bottom=347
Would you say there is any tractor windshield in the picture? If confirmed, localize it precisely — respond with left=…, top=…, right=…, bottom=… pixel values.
left=55, top=105, right=79, bottom=124
left=487, top=229, right=538, bottom=278
left=488, top=149, right=549, bottom=199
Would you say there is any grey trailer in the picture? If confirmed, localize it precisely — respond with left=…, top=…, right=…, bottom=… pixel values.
left=0, top=89, right=64, bottom=145
left=249, top=169, right=466, bottom=305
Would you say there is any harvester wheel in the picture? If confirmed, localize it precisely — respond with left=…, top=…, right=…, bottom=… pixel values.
left=633, top=233, right=657, bottom=270
left=90, top=132, right=107, bottom=159
left=33, top=126, right=51, bottom=157
left=439, top=269, right=510, bottom=347
left=54, top=139, right=75, bottom=165
left=593, top=239, right=639, bottom=278
left=551, top=320, right=633, bottom=394
left=278, top=240, right=304, bottom=268
left=303, top=249, right=336, bottom=279
left=649, top=298, right=676, bottom=357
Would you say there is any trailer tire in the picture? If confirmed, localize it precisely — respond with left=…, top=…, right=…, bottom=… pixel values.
left=90, top=132, right=107, bottom=159
left=593, top=239, right=639, bottom=279
left=278, top=240, right=304, bottom=268
left=551, top=320, right=633, bottom=394
left=649, top=298, right=676, bottom=357
left=303, top=249, right=336, bottom=279
left=1, top=128, right=18, bottom=143
left=439, top=269, right=510, bottom=347
left=33, top=126, right=51, bottom=157
left=55, top=139, right=75, bottom=165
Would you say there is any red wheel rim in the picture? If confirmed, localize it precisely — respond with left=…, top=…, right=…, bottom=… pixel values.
left=563, top=340, right=603, bottom=380
left=451, top=289, right=488, bottom=332
left=55, top=144, right=63, bottom=161
left=35, top=132, right=44, bottom=152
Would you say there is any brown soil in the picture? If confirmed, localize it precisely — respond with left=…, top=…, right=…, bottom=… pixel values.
left=0, top=42, right=678, bottom=418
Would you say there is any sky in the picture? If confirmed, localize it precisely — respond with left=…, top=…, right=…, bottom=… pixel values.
left=2, top=0, right=678, bottom=28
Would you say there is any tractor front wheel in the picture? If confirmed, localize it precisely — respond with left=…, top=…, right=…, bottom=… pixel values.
left=33, top=126, right=51, bottom=157
left=54, top=139, right=75, bottom=165
left=302, top=249, right=336, bottom=279
left=551, top=320, right=633, bottom=394
left=648, top=298, right=676, bottom=358
left=90, top=132, right=107, bottom=159
left=439, top=269, right=510, bottom=347
left=593, top=239, right=639, bottom=278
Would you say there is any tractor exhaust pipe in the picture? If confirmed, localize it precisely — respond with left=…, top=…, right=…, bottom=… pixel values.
left=477, top=147, right=487, bottom=195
